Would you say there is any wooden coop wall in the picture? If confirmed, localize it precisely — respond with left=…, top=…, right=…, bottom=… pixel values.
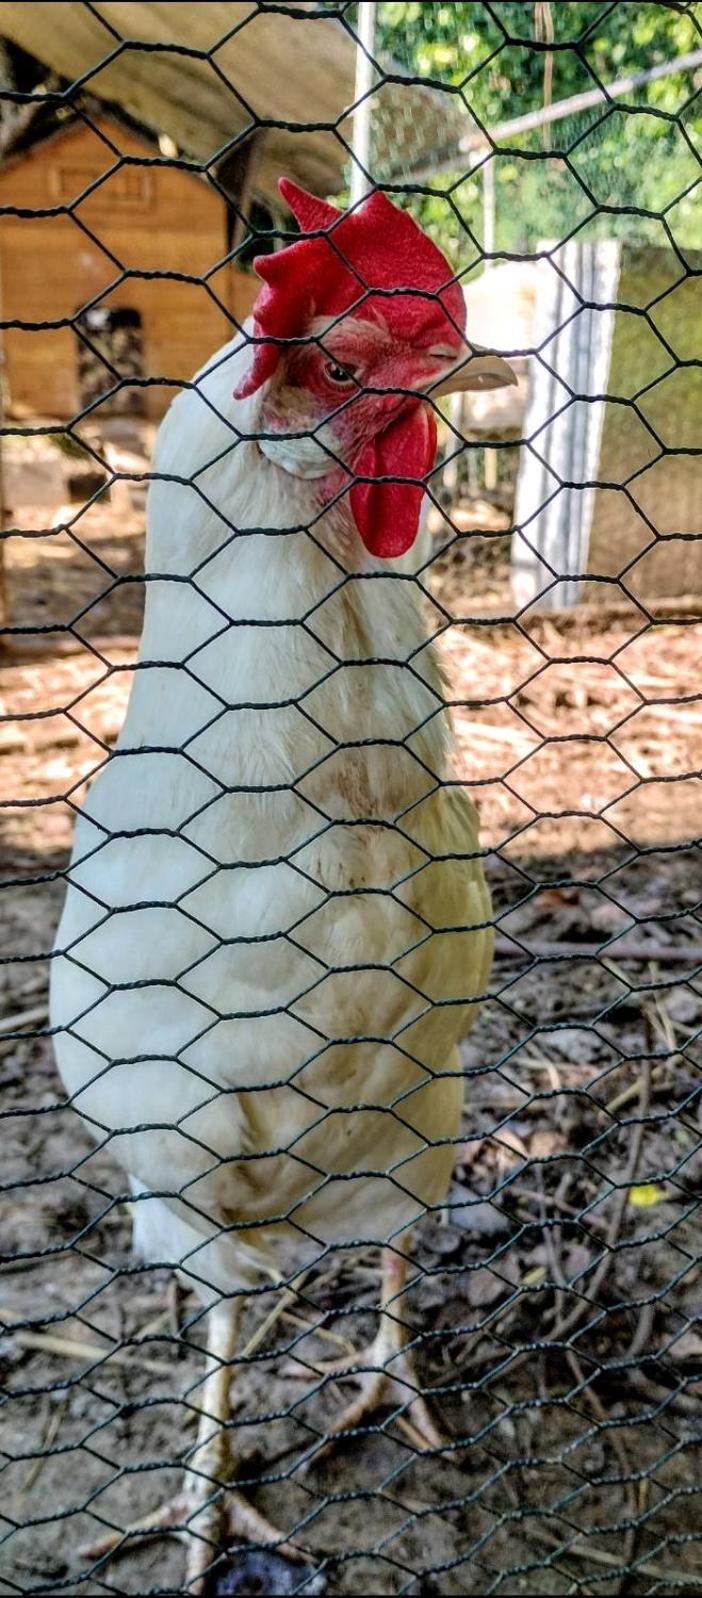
left=0, top=117, right=256, bottom=423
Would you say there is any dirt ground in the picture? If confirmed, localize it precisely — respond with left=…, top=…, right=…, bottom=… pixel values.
left=1, top=483, right=701, bottom=1595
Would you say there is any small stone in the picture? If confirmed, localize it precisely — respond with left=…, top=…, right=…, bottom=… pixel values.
left=213, top=1549, right=327, bottom=1597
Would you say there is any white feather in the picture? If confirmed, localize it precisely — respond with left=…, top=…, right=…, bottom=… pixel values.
left=51, top=325, right=484, bottom=1302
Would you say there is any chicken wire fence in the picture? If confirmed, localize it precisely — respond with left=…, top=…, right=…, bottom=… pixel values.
left=1, top=3, right=702, bottom=1595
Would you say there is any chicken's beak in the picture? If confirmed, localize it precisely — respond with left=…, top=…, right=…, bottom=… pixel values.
left=431, top=344, right=517, bottom=396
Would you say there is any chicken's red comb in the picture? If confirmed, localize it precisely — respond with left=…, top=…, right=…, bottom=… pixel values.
left=234, top=177, right=466, bottom=399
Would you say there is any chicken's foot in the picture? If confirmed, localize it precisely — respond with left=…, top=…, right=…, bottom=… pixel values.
left=289, top=1244, right=446, bottom=1457
left=80, top=1297, right=306, bottom=1595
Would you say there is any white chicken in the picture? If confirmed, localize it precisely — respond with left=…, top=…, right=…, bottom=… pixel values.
left=50, top=179, right=514, bottom=1592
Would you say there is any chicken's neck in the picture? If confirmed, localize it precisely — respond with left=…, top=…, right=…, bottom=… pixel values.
left=126, top=457, right=449, bottom=823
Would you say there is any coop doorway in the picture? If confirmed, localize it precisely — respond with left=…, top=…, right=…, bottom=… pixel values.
left=75, top=305, right=145, bottom=414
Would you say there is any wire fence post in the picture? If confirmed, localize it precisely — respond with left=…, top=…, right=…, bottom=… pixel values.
left=350, top=1, right=377, bottom=204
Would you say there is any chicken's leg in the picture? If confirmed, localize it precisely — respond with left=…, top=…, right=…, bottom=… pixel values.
left=81, top=1297, right=304, bottom=1595
left=293, top=1243, right=445, bottom=1455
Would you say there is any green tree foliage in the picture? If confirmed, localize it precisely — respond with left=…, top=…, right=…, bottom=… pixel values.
left=336, top=2, right=702, bottom=258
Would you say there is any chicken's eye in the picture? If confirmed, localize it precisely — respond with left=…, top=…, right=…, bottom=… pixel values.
left=324, top=359, right=359, bottom=386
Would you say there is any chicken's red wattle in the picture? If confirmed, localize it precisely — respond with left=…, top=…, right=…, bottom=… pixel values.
left=349, top=405, right=437, bottom=559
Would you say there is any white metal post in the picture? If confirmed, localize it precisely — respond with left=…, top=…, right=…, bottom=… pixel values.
left=351, top=2, right=377, bottom=204
left=482, top=156, right=495, bottom=268
left=481, top=157, right=498, bottom=489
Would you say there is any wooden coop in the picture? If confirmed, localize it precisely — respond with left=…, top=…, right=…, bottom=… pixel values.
left=0, top=113, right=256, bottom=424
left=0, top=2, right=465, bottom=431
left=0, top=2, right=466, bottom=627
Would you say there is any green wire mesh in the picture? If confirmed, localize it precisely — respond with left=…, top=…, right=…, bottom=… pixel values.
left=1, top=3, right=701, bottom=1594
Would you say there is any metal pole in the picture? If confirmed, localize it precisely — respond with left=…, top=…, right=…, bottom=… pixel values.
left=482, top=156, right=495, bottom=268
left=445, top=152, right=496, bottom=501
left=480, top=157, right=498, bottom=491
left=407, top=47, right=702, bottom=180
left=350, top=2, right=377, bottom=205
left=461, top=47, right=702, bottom=154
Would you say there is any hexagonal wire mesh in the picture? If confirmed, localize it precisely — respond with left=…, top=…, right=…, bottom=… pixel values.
left=1, top=3, right=701, bottom=1595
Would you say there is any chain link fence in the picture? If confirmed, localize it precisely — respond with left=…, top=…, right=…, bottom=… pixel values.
left=1, top=3, right=701, bottom=1594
